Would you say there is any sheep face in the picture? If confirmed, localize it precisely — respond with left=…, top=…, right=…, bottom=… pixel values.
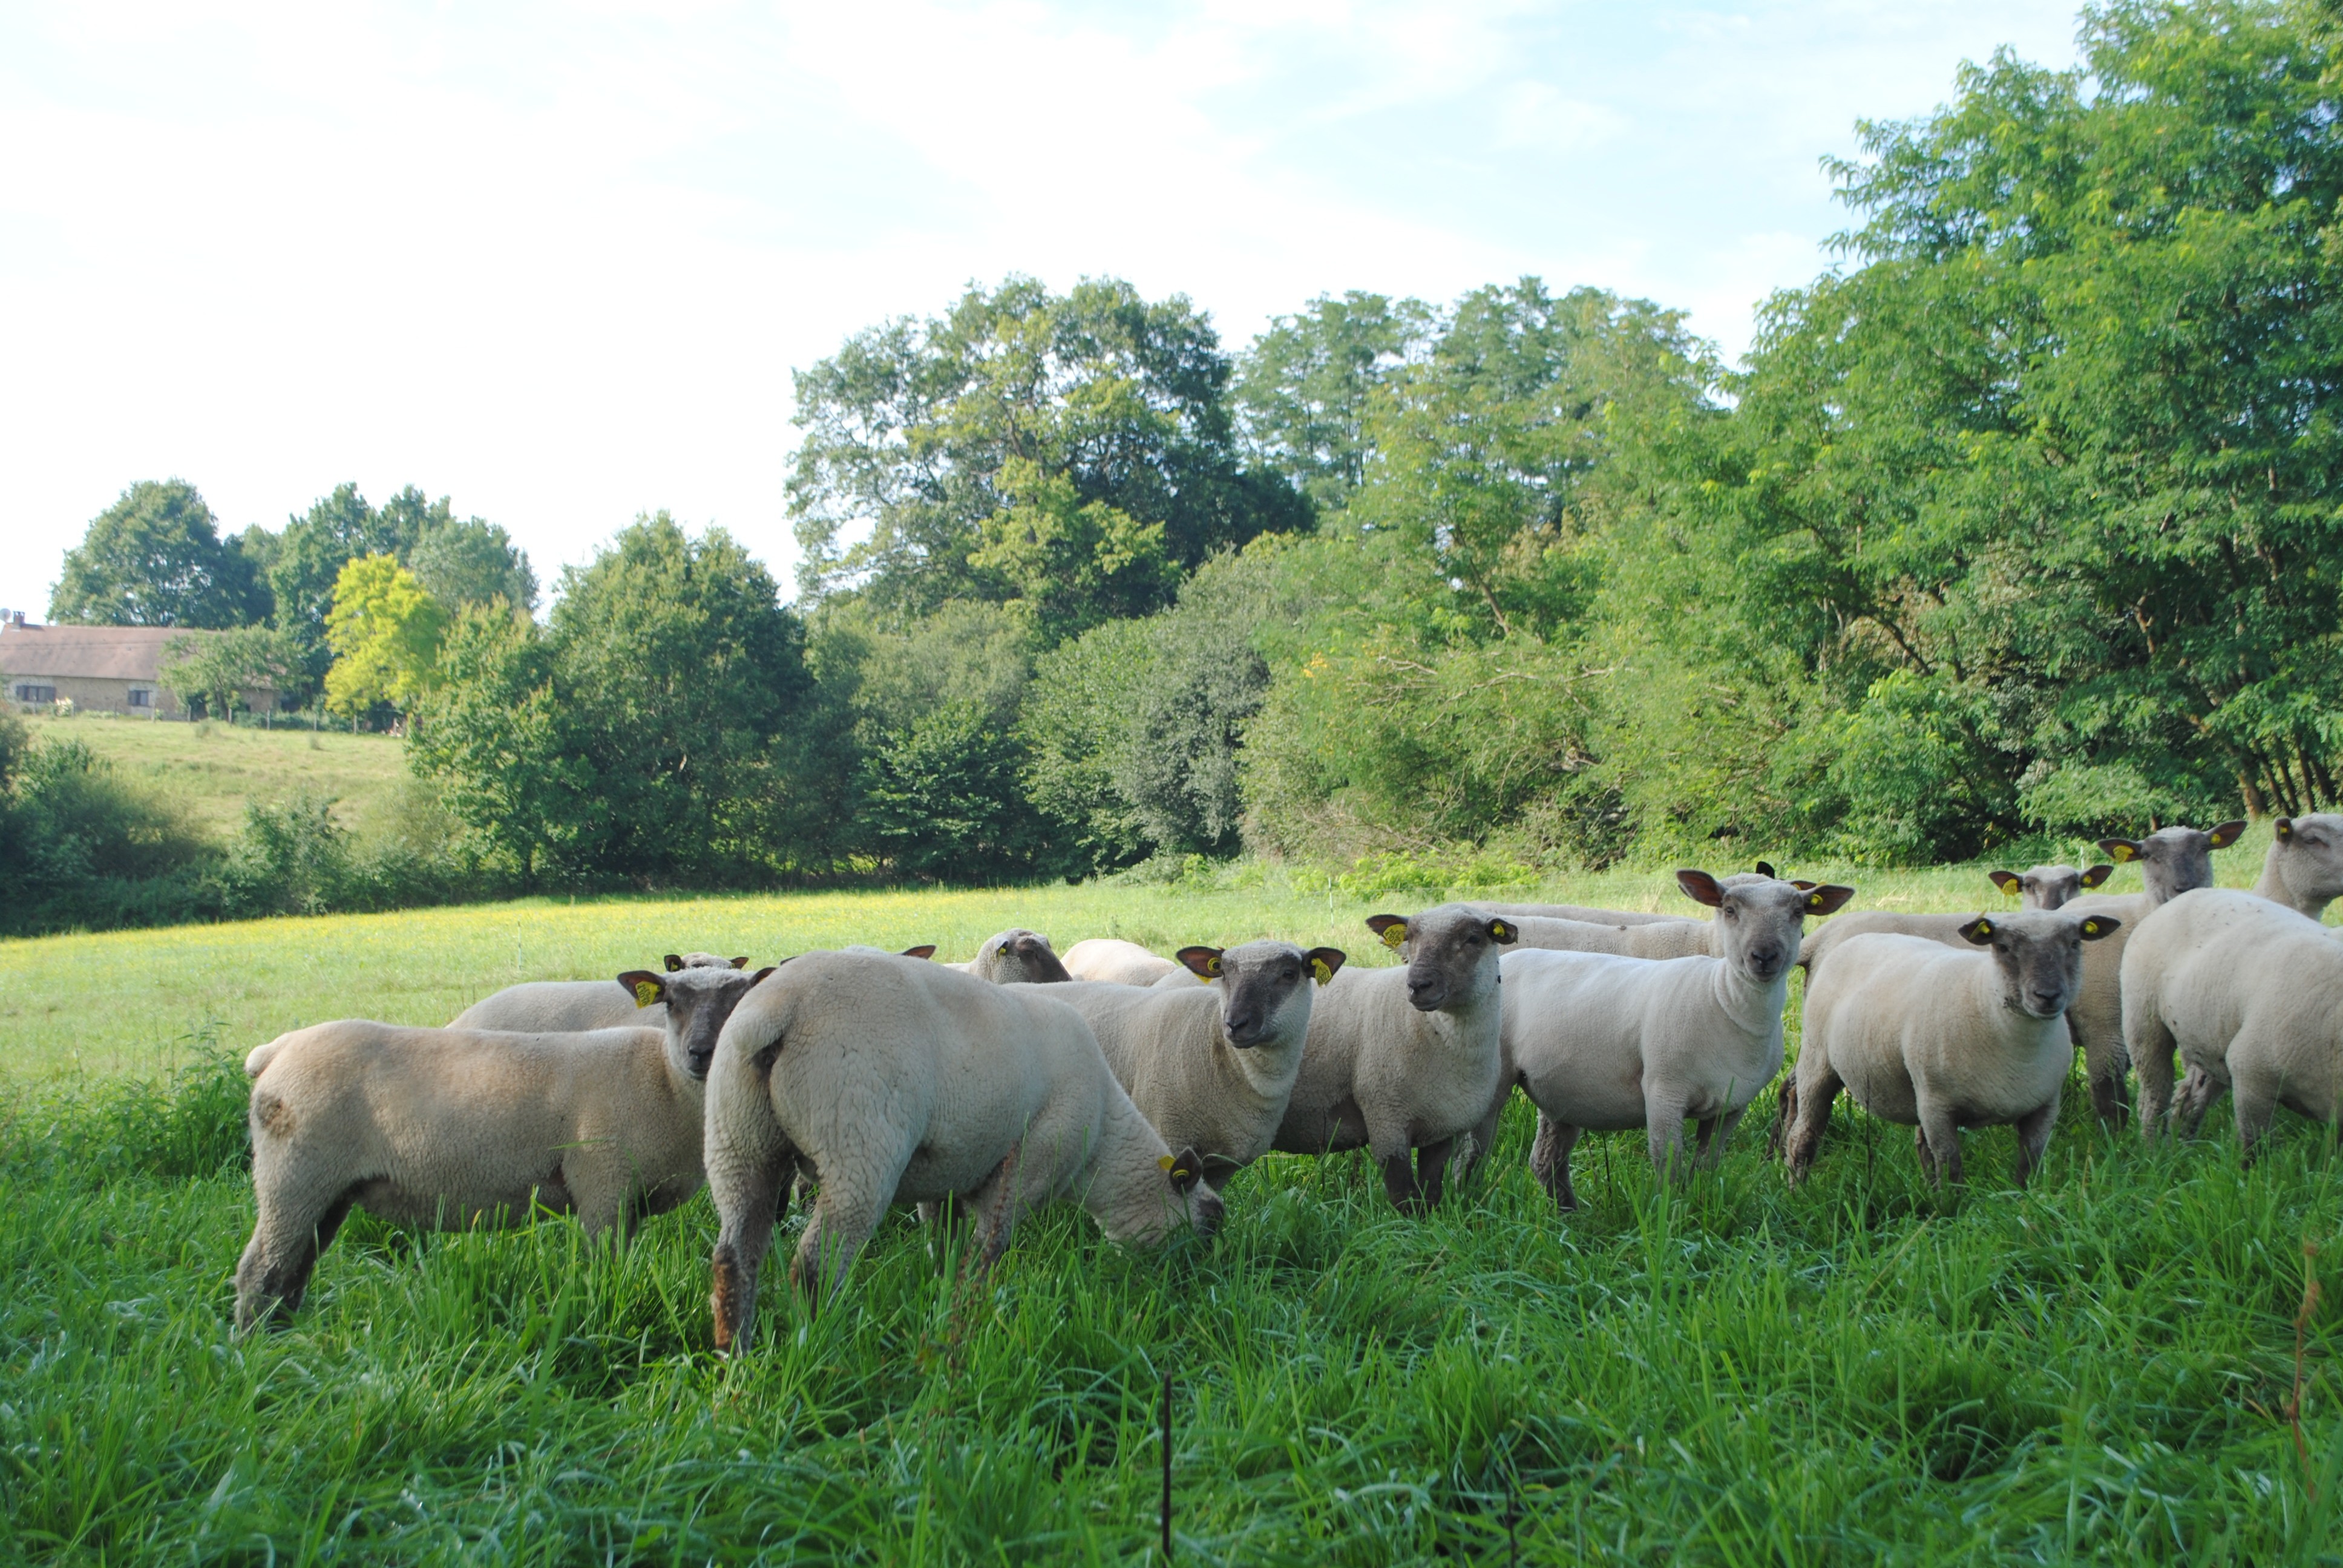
left=2099, top=822, right=2245, bottom=904
left=1176, top=940, right=1347, bottom=1048
left=1958, top=909, right=2120, bottom=1019
left=975, top=929, right=1073, bottom=984
left=2272, top=814, right=2343, bottom=908
left=666, top=952, right=749, bottom=972
left=1987, top=863, right=2114, bottom=910
left=1680, top=869, right=1853, bottom=982
left=615, top=963, right=778, bottom=1079
left=1155, top=1145, right=1227, bottom=1242
left=1363, top=905, right=1515, bottom=1013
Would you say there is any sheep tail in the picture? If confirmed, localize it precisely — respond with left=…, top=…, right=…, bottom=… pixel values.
left=244, top=1035, right=291, bottom=1079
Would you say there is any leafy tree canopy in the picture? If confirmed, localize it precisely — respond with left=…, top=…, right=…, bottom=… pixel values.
left=324, top=555, right=450, bottom=719
left=1234, top=290, right=1436, bottom=514
left=48, top=480, right=268, bottom=628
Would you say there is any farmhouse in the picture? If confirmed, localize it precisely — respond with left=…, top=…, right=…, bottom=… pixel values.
left=0, top=613, right=278, bottom=719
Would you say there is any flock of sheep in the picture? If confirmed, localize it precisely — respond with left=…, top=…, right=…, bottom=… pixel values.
left=230, top=814, right=2343, bottom=1353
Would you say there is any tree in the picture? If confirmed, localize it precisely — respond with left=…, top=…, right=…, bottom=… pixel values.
left=408, top=517, right=537, bottom=610
left=1234, top=291, right=1436, bottom=513
left=406, top=604, right=574, bottom=879
left=788, top=275, right=1309, bottom=639
left=157, top=625, right=301, bottom=721
left=48, top=480, right=267, bottom=627
left=267, top=484, right=432, bottom=690
left=323, top=555, right=449, bottom=719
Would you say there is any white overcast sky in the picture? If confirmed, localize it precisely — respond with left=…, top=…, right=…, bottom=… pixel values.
left=1, top=1, right=2082, bottom=615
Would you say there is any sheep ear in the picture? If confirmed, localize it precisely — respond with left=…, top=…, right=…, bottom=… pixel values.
left=1754, top=861, right=1777, bottom=878
left=2100, top=838, right=2141, bottom=863
left=1791, top=879, right=1818, bottom=891
left=1988, top=870, right=2020, bottom=895
left=2207, top=818, right=2247, bottom=849
left=1305, top=947, right=1346, bottom=984
left=1487, top=918, right=1518, bottom=944
left=2077, top=916, right=2121, bottom=941
left=746, top=965, right=779, bottom=986
left=663, top=954, right=687, bottom=973
left=1804, top=884, right=1856, bottom=916
left=900, top=944, right=937, bottom=961
left=1957, top=917, right=1996, bottom=946
left=2276, top=817, right=2295, bottom=841
left=618, top=970, right=666, bottom=1007
left=2080, top=863, right=2114, bottom=888
left=729, top=956, right=750, bottom=969
left=1676, top=869, right=1724, bottom=907
left=1159, top=1148, right=1205, bottom=1194
left=1366, top=915, right=1409, bottom=949
left=1176, top=946, right=1225, bottom=978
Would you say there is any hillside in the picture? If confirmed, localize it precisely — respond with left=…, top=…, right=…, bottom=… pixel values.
left=16, top=712, right=411, bottom=839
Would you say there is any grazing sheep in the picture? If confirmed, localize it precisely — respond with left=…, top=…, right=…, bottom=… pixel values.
left=1063, top=938, right=1183, bottom=987
left=1781, top=909, right=2119, bottom=1187
left=2121, top=889, right=2343, bottom=1155
left=2250, top=814, right=2343, bottom=920
left=1489, top=872, right=1853, bottom=1208
left=234, top=962, right=774, bottom=1328
left=1057, top=942, right=1347, bottom=1189
left=1268, top=904, right=1516, bottom=1212
left=448, top=950, right=749, bottom=1034
left=957, top=929, right=1074, bottom=984
left=703, top=950, right=1218, bottom=1347
left=1985, top=863, right=2113, bottom=909
left=2056, top=820, right=2245, bottom=1122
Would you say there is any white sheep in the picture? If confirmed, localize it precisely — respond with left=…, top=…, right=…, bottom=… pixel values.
left=1062, top=938, right=1185, bottom=987
left=2121, top=888, right=2343, bottom=1155
left=703, top=950, right=1218, bottom=1346
left=1985, top=862, right=2113, bottom=909
left=2250, top=813, right=2343, bottom=919
left=1057, top=941, right=1346, bottom=1189
left=234, top=961, right=773, bottom=1328
left=1486, top=872, right=1852, bottom=1207
left=1504, top=912, right=1719, bottom=960
left=957, top=929, right=1074, bottom=984
left=1268, top=904, right=1516, bottom=1212
left=1781, top=907, right=2119, bottom=1187
left=448, top=950, right=750, bottom=1033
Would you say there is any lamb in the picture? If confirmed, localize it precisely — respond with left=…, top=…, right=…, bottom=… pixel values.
left=703, top=950, right=1219, bottom=1346
left=448, top=950, right=751, bottom=1034
left=1985, top=862, right=2113, bottom=909
left=1486, top=872, right=1853, bottom=1208
left=2250, top=814, right=2343, bottom=919
left=1063, top=938, right=1184, bottom=987
left=2121, top=889, right=2343, bottom=1155
left=1055, top=942, right=1348, bottom=1189
left=1782, top=908, right=2119, bottom=1187
left=957, top=929, right=1075, bottom=984
left=234, top=961, right=774, bottom=1328
left=1268, top=904, right=1516, bottom=1212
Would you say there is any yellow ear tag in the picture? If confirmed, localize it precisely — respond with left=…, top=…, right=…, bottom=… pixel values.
left=1380, top=924, right=1407, bottom=950
left=1205, top=955, right=1224, bottom=976
left=2109, top=844, right=2137, bottom=862
left=1311, top=958, right=1333, bottom=984
left=2083, top=919, right=2102, bottom=936
left=1974, top=919, right=1993, bottom=937
left=1807, top=892, right=1824, bottom=910
left=634, top=981, right=661, bottom=1007
left=1158, top=1155, right=1175, bottom=1171
left=1490, top=920, right=1513, bottom=941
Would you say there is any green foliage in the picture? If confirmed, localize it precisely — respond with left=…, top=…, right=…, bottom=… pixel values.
left=45, top=479, right=268, bottom=628
left=406, top=515, right=537, bottom=611
left=1234, top=290, right=1436, bottom=512
left=156, top=624, right=300, bottom=723
left=323, top=554, right=448, bottom=718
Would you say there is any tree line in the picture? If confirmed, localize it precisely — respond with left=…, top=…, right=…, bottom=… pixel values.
left=14, top=0, right=2341, bottom=924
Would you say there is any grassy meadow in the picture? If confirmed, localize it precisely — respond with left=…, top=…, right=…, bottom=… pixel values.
left=3, top=837, right=2339, bottom=1562
left=19, top=710, right=410, bottom=838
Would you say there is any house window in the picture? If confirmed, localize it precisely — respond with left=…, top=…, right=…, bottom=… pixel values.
left=128, top=688, right=152, bottom=708
left=13, top=684, right=55, bottom=704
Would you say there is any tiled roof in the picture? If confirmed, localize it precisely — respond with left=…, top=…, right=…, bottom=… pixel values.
left=0, top=624, right=272, bottom=687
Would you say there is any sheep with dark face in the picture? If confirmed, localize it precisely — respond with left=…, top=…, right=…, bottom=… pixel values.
left=1783, top=909, right=2119, bottom=1187
left=234, top=961, right=774, bottom=1329
left=1269, top=904, right=1515, bottom=1213
left=1986, top=863, right=2114, bottom=910
left=957, top=929, right=1074, bottom=984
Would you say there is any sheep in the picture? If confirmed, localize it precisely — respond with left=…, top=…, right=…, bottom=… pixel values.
left=1063, top=938, right=1184, bottom=987
left=1478, top=863, right=1804, bottom=931
left=2120, top=889, right=2343, bottom=1155
left=1267, top=904, right=1516, bottom=1212
left=1504, top=912, right=1720, bottom=961
left=703, top=950, right=1219, bottom=1346
left=1484, top=872, right=1853, bottom=1208
left=1782, top=908, right=2119, bottom=1187
left=448, top=950, right=749, bottom=1034
left=234, top=961, right=774, bottom=1328
left=2250, top=813, right=2343, bottom=919
left=1055, top=942, right=1348, bottom=1189
left=957, top=929, right=1074, bottom=984
left=1985, top=862, right=2113, bottom=909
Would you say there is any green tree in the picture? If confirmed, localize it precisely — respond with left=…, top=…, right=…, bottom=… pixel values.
left=47, top=480, right=267, bottom=627
left=157, top=625, right=301, bottom=722
left=408, top=517, right=537, bottom=610
left=406, top=604, right=574, bottom=879
left=323, top=555, right=449, bottom=719
left=267, top=484, right=434, bottom=691
left=1233, top=290, right=1435, bottom=513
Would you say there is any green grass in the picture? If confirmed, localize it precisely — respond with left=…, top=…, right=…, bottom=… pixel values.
left=18, top=711, right=410, bottom=838
left=2, top=838, right=2338, bottom=1562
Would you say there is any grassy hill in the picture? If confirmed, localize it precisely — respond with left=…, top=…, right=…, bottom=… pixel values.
left=17, top=711, right=413, bottom=839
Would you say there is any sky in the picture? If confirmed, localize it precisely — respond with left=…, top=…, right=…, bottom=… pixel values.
left=0, top=0, right=2083, bottom=616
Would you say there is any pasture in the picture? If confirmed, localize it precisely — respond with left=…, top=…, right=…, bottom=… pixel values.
left=2, top=843, right=2339, bottom=1563
left=15, top=711, right=409, bottom=838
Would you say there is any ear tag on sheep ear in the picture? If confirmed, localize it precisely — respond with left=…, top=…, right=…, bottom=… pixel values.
left=1311, top=956, right=1334, bottom=984
left=1204, top=954, right=1224, bottom=977
left=1158, top=1154, right=1191, bottom=1180
left=1380, top=923, right=1407, bottom=950
left=1971, top=918, right=1994, bottom=938
left=2081, top=918, right=2106, bottom=937
left=1489, top=919, right=1516, bottom=943
left=1805, top=890, right=1828, bottom=911
left=634, top=980, right=663, bottom=1007
left=2106, top=842, right=2139, bottom=863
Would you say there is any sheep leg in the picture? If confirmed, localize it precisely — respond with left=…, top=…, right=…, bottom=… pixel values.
left=1914, top=1100, right=1965, bottom=1186
left=2010, top=1093, right=2059, bottom=1188
left=2072, top=1005, right=2130, bottom=1128
left=1378, top=1151, right=1429, bottom=1214
left=2128, top=1007, right=2179, bottom=1142
left=234, top=1185, right=355, bottom=1331
left=1528, top=1114, right=1582, bottom=1212
left=1696, top=1106, right=1748, bottom=1171
left=709, top=1158, right=786, bottom=1356
left=1781, top=1066, right=1840, bottom=1186
left=1644, top=1086, right=1693, bottom=1184
left=791, top=1180, right=891, bottom=1308
left=958, top=1145, right=1027, bottom=1276
left=2229, top=1059, right=2279, bottom=1166
left=1415, top=1137, right=1454, bottom=1210
left=2172, top=1067, right=2223, bottom=1139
